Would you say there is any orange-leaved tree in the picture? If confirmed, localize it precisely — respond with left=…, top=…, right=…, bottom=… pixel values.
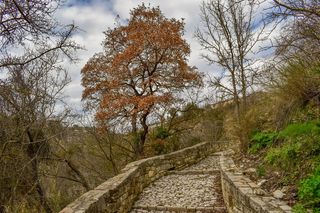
left=81, top=4, right=202, bottom=157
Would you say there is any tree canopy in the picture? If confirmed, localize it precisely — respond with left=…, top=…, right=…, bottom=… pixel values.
left=82, top=4, right=202, bottom=156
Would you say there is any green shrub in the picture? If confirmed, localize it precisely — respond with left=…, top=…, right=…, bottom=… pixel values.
left=153, top=126, right=170, bottom=140
left=264, top=148, right=281, bottom=165
left=293, top=204, right=320, bottom=213
left=295, top=165, right=320, bottom=212
left=249, top=132, right=278, bottom=153
left=284, top=141, right=301, bottom=159
left=263, top=121, right=320, bottom=166
left=299, top=165, right=320, bottom=200
left=296, top=134, right=320, bottom=158
left=151, top=139, right=169, bottom=155
left=149, top=127, right=171, bottom=155
left=264, top=142, right=301, bottom=167
left=292, top=203, right=308, bottom=213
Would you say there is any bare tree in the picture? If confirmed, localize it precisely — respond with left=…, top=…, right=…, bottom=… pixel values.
left=0, top=0, right=80, bottom=70
left=0, top=54, right=91, bottom=212
left=0, top=1, right=89, bottom=212
left=271, top=0, right=320, bottom=62
left=0, top=52, right=68, bottom=212
left=273, top=0, right=320, bottom=18
left=195, top=0, right=270, bottom=121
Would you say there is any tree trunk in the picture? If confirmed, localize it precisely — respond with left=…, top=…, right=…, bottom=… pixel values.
left=131, top=112, right=142, bottom=157
left=26, top=130, right=53, bottom=213
left=240, top=61, right=247, bottom=113
left=108, top=141, right=119, bottom=175
left=31, top=159, right=53, bottom=213
left=137, top=112, right=149, bottom=158
left=65, top=159, right=91, bottom=191
left=230, top=70, right=241, bottom=122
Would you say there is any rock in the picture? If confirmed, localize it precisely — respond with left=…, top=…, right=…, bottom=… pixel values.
left=281, top=186, right=290, bottom=192
left=148, top=170, right=155, bottom=177
left=257, top=179, right=267, bottom=187
left=253, top=188, right=267, bottom=195
left=244, top=168, right=256, bottom=174
left=273, top=190, right=285, bottom=199
left=223, top=149, right=235, bottom=156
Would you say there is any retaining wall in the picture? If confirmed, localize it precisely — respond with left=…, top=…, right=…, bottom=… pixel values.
left=60, top=141, right=217, bottom=213
left=220, top=153, right=292, bottom=213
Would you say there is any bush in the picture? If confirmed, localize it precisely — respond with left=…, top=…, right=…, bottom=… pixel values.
left=279, top=62, right=320, bottom=99
left=153, top=126, right=170, bottom=140
left=264, top=142, right=301, bottom=168
left=151, top=139, right=168, bottom=155
left=292, top=204, right=308, bottom=213
left=149, top=126, right=171, bottom=155
left=264, top=148, right=281, bottom=166
left=263, top=121, right=320, bottom=165
left=149, top=126, right=184, bottom=155
left=299, top=165, right=320, bottom=200
left=271, top=62, right=320, bottom=129
left=249, top=131, right=278, bottom=153
left=296, top=134, right=320, bottom=158
left=294, top=165, right=320, bottom=212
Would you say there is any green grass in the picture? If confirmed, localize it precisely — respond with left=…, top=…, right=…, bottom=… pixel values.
left=249, top=120, right=320, bottom=212
left=279, top=121, right=320, bottom=138
left=254, top=121, right=320, bottom=212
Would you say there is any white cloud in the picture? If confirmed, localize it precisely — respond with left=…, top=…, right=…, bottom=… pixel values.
left=56, top=0, right=214, bottom=111
left=56, top=0, right=277, bottom=112
left=55, top=2, right=117, bottom=111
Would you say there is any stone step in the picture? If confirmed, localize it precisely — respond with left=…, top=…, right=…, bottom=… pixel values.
left=167, top=170, right=220, bottom=175
left=181, top=156, right=220, bottom=172
left=131, top=174, right=220, bottom=209
left=131, top=205, right=227, bottom=213
left=130, top=154, right=226, bottom=213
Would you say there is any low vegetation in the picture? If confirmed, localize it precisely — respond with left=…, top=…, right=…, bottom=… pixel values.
left=234, top=61, right=320, bottom=212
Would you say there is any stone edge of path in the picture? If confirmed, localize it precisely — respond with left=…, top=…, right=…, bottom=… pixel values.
left=59, top=141, right=219, bottom=213
left=220, top=150, right=293, bottom=213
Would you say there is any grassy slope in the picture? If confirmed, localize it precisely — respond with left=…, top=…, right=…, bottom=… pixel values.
left=230, top=62, right=320, bottom=212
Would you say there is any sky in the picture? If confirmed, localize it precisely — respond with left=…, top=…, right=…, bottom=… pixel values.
left=55, top=0, right=276, bottom=112
left=56, top=0, right=214, bottom=111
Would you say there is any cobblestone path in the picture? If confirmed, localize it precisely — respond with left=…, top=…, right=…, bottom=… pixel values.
left=130, top=155, right=227, bottom=213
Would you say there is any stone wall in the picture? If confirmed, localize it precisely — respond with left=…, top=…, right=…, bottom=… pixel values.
left=60, top=141, right=217, bottom=213
left=220, top=153, right=292, bottom=213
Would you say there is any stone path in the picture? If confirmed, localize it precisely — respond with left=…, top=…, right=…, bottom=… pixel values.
left=130, top=156, right=227, bottom=213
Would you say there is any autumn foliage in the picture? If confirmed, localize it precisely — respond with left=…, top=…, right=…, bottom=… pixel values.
left=81, top=4, right=202, bottom=156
